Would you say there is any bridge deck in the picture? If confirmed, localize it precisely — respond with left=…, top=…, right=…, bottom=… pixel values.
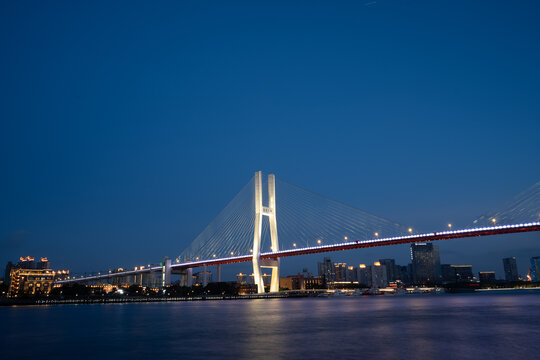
left=57, top=222, right=540, bottom=284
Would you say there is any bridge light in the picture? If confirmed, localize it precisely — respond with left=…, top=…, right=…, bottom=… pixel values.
left=293, top=243, right=297, bottom=247
left=196, top=257, right=199, bottom=261
left=213, top=254, right=216, bottom=258
left=491, top=218, right=496, bottom=224
left=249, top=249, right=253, bottom=253
left=374, top=232, right=379, bottom=237
left=408, top=228, right=413, bottom=233
left=317, top=239, right=322, bottom=245
left=448, top=223, right=452, bottom=229
left=344, top=236, right=348, bottom=241
left=230, top=251, right=234, bottom=256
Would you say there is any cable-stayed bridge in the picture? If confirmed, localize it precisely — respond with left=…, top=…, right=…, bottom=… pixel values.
left=57, top=171, right=540, bottom=293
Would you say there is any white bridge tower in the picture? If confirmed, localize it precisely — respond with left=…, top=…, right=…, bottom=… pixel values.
left=252, top=171, right=280, bottom=293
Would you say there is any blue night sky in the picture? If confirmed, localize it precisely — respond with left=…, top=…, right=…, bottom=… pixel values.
left=1, top=1, right=539, bottom=280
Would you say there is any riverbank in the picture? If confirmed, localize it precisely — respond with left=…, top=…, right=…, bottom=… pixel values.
left=0, top=290, right=322, bottom=306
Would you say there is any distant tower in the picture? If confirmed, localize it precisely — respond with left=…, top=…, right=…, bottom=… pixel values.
left=502, top=257, right=519, bottom=282
left=252, top=171, right=280, bottom=293
left=410, top=243, right=440, bottom=284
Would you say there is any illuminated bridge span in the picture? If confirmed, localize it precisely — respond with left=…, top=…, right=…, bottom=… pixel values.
left=57, top=172, right=540, bottom=293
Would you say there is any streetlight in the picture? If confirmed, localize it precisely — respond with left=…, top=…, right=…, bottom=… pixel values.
left=374, top=232, right=379, bottom=237
left=293, top=243, right=297, bottom=248
left=317, top=239, right=322, bottom=245
left=408, top=228, right=413, bottom=233
left=344, top=236, right=348, bottom=241
left=491, top=218, right=496, bottom=224
left=448, top=223, right=452, bottom=229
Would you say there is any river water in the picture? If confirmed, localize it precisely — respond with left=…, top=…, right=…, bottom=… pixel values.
left=2, top=291, right=540, bottom=360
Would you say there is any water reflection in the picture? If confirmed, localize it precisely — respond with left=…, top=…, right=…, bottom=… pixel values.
left=1, top=292, right=540, bottom=360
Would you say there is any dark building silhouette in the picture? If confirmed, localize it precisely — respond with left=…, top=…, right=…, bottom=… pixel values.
left=410, top=243, right=440, bottom=284
left=502, top=257, right=519, bottom=282
left=318, top=257, right=335, bottom=284
left=379, top=259, right=396, bottom=282
left=531, top=257, right=540, bottom=282
left=479, top=271, right=496, bottom=283
left=441, top=264, right=474, bottom=283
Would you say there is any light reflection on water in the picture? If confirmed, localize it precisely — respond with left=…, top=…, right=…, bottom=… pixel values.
left=2, top=292, right=540, bottom=360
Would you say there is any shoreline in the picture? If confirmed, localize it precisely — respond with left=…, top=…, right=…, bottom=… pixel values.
left=3, top=288, right=540, bottom=307
left=0, top=291, right=319, bottom=306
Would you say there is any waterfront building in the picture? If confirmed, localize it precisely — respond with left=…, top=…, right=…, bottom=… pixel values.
left=395, top=265, right=410, bottom=284
left=410, top=243, right=440, bottom=284
left=18, top=256, right=36, bottom=269
left=502, top=257, right=519, bottom=282
left=334, top=263, right=347, bottom=282
left=304, top=276, right=324, bottom=289
left=318, top=257, right=335, bottom=284
left=54, top=270, right=70, bottom=281
left=236, top=273, right=248, bottom=284
left=452, top=265, right=474, bottom=282
left=358, top=264, right=372, bottom=287
left=371, top=261, right=388, bottom=288
left=441, top=264, right=455, bottom=283
left=36, top=257, right=50, bottom=269
left=479, top=271, right=496, bottom=283
left=346, top=266, right=357, bottom=282
left=438, top=264, right=476, bottom=283
left=8, top=268, right=55, bottom=297
left=378, top=259, right=396, bottom=282
left=280, top=275, right=304, bottom=290
left=531, top=257, right=540, bottom=282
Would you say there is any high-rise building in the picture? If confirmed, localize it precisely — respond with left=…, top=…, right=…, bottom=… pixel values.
left=236, top=273, right=248, bottom=284
left=371, top=262, right=388, bottom=288
left=502, top=257, right=519, bottom=282
left=531, top=257, right=540, bottom=282
left=410, top=243, right=440, bottom=284
left=346, top=266, right=357, bottom=282
left=4, top=261, right=14, bottom=286
left=395, top=265, right=410, bottom=284
left=358, top=264, right=372, bottom=287
left=318, top=257, right=335, bottom=283
left=378, top=259, right=396, bottom=282
left=334, top=263, right=347, bottom=282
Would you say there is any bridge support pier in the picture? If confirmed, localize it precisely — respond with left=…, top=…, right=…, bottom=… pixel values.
left=252, top=171, right=280, bottom=293
left=217, top=264, right=221, bottom=282
left=203, top=264, right=208, bottom=287
left=162, top=257, right=171, bottom=288
left=179, top=268, right=192, bottom=287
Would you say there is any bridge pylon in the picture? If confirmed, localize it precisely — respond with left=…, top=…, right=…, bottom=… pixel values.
left=252, top=171, right=280, bottom=293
